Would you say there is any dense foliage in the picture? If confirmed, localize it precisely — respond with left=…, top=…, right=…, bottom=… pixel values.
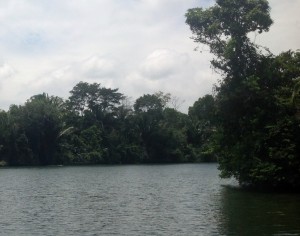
left=0, top=82, right=216, bottom=166
left=186, top=0, right=300, bottom=190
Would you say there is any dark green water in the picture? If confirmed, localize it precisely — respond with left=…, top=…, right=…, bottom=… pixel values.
left=0, top=164, right=299, bottom=235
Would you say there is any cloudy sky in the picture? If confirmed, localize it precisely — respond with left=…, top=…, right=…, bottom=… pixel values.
left=0, top=0, right=299, bottom=112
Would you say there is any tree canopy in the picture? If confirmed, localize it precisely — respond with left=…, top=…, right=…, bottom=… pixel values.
left=186, top=0, right=300, bottom=190
left=186, top=0, right=273, bottom=77
left=0, top=82, right=216, bottom=166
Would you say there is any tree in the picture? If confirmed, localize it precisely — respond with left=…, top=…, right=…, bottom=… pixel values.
left=67, top=81, right=124, bottom=116
left=133, top=94, right=164, bottom=161
left=188, top=95, right=217, bottom=162
left=0, top=94, right=67, bottom=165
left=64, top=125, right=105, bottom=164
left=133, top=93, right=192, bottom=163
left=186, top=0, right=273, bottom=77
left=65, top=82, right=134, bottom=164
left=161, top=108, right=193, bottom=162
left=134, top=94, right=164, bottom=113
left=186, top=0, right=300, bottom=190
left=189, top=95, right=216, bottom=122
left=2, top=105, right=32, bottom=165
left=21, top=93, right=67, bottom=165
left=0, top=110, right=9, bottom=165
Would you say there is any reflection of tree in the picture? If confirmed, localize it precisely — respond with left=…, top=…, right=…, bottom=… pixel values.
left=217, top=187, right=300, bottom=235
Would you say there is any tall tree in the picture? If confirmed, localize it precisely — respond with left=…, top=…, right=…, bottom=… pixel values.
left=186, top=0, right=300, bottom=190
left=1, top=94, right=67, bottom=165
left=186, top=0, right=273, bottom=77
left=65, top=82, right=126, bottom=163
left=21, top=93, right=66, bottom=165
left=67, top=81, right=124, bottom=116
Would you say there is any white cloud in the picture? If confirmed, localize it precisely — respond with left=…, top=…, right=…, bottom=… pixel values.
left=0, top=0, right=298, bottom=113
left=81, top=56, right=116, bottom=79
left=121, top=49, right=216, bottom=112
left=0, top=62, right=28, bottom=109
left=0, top=63, right=16, bottom=79
left=0, top=62, right=17, bottom=99
left=253, top=0, right=300, bottom=54
left=27, top=55, right=119, bottom=99
left=140, top=49, right=189, bottom=80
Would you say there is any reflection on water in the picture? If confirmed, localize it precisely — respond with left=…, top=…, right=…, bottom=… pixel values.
left=217, top=186, right=300, bottom=235
left=0, top=164, right=299, bottom=235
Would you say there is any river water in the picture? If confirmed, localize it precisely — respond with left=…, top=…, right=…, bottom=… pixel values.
left=0, top=164, right=299, bottom=235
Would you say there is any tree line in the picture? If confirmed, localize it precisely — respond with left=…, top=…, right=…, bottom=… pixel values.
left=0, top=83, right=217, bottom=166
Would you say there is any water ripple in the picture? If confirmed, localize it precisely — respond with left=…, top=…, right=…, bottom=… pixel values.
left=0, top=164, right=299, bottom=235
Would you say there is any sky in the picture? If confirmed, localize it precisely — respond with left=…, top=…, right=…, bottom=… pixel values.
left=0, top=0, right=299, bottom=113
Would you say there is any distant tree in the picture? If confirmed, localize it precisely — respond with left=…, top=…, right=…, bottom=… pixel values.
left=0, top=110, right=9, bottom=164
left=134, top=93, right=192, bottom=163
left=1, top=94, right=67, bottom=165
left=67, top=81, right=124, bottom=116
left=3, top=105, right=32, bottom=165
left=20, top=93, right=67, bottom=165
left=188, top=95, right=217, bottom=162
left=189, top=95, right=216, bottom=123
left=134, top=94, right=164, bottom=113
left=64, top=82, right=128, bottom=164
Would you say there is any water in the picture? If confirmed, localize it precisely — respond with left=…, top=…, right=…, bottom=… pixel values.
left=0, top=164, right=299, bottom=235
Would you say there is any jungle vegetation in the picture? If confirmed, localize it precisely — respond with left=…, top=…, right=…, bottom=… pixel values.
left=0, top=83, right=216, bottom=166
left=186, top=0, right=300, bottom=190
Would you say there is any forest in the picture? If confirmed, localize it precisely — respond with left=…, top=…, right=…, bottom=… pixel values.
left=0, top=84, right=217, bottom=166
left=1, top=0, right=300, bottom=191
